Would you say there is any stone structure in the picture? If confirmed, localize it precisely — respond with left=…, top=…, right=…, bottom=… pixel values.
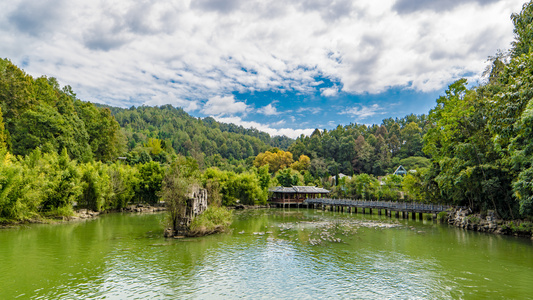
left=165, top=184, right=208, bottom=237
left=449, top=208, right=500, bottom=233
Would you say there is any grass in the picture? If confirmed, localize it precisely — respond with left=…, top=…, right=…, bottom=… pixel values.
left=189, top=206, right=233, bottom=236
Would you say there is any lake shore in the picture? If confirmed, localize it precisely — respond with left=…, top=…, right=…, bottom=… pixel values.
left=0, top=204, right=167, bottom=228
left=446, top=207, right=533, bottom=239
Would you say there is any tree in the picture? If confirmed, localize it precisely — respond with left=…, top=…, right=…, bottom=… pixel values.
left=510, top=1, right=533, bottom=58
left=136, top=161, right=165, bottom=204
left=290, top=154, right=311, bottom=171
left=275, top=168, right=303, bottom=187
left=424, top=79, right=516, bottom=217
left=253, top=150, right=294, bottom=173
left=159, top=156, right=199, bottom=233
left=0, top=106, right=6, bottom=150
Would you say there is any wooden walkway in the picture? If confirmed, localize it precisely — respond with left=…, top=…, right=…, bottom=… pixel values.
left=300, top=198, right=453, bottom=220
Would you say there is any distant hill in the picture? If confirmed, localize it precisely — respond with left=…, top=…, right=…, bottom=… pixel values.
left=101, top=104, right=294, bottom=163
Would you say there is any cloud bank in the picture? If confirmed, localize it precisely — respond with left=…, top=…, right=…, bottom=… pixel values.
left=0, top=0, right=524, bottom=137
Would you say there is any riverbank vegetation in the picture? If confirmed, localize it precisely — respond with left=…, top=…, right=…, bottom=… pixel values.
left=2, top=2, right=533, bottom=232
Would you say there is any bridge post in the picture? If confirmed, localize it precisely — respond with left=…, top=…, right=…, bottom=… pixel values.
left=411, top=211, right=416, bottom=220
left=395, top=211, right=399, bottom=218
left=369, top=208, right=372, bottom=215
left=378, top=208, right=382, bottom=216
left=402, top=211, right=407, bottom=219
left=418, top=212, right=423, bottom=220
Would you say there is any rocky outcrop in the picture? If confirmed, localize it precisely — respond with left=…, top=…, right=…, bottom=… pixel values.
left=164, top=184, right=208, bottom=238
left=448, top=208, right=532, bottom=238
left=71, top=205, right=166, bottom=221
left=122, top=204, right=166, bottom=213
left=448, top=208, right=501, bottom=233
left=72, top=209, right=100, bottom=220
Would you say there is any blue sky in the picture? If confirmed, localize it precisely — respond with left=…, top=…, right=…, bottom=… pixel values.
left=0, top=0, right=525, bottom=138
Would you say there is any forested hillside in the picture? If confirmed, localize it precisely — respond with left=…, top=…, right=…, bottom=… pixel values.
left=102, top=104, right=293, bottom=168
left=288, top=114, right=429, bottom=177
left=0, top=59, right=124, bottom=162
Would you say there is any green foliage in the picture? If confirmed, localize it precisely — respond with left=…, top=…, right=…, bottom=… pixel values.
left=0, top=59, right=123, bottom=162
left=345, top=174, right=379, bottom=200
left=511, top=1, right=533, bottom=58
left=79, top=162, right=112, bottom=212
left=109, top=104, right=290, bottom=166
left=203, top=167, right=267, bottom=206
left=254, top=149, right=294, bottom=173
left=189, top=206, right=233, bottom=235
left=437, top=211, right=448, bottom=222
left=136, top=161, right=165, bottom=204
left=108, top=162, right=138, bottom=210
left=467, top=215, right=480, bottom=224
left=275, top=168, right=303, bottom=187
left=379, top=174, right=403, bottom=201
left=501, top=221, right=533, bottom=235
left=159, top=156, right=199, bottom=231
left=40, top=149, right=82, bottom=214
left=74, top=100, right=124, bottom=162
left=399, top=156, right=431, bottom=170
left=0, top=152, right=43, bottom=222
left=0, top=106, right=6, bottom=150
left=289, top=115, right=429, bottom=177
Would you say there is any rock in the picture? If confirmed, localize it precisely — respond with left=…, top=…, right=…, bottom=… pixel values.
left=164, top=228, right=174, bottom=238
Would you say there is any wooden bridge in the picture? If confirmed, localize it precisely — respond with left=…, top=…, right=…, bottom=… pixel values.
left=275, top=198, right=453, bottom=220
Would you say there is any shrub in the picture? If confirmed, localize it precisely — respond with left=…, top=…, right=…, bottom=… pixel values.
left=189, top=206, right=233, bottom=236
left=437, top=211, right=448, bottom=222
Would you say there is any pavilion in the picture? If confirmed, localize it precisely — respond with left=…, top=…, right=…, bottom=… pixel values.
left=268, top=186, right=330, bottom=207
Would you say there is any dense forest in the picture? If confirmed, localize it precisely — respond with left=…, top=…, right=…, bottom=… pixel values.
left=2, top=2, right=533, bottom=225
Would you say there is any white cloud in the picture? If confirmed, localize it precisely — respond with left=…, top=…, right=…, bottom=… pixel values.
left=340, top=104, right=384, bottom=119
left=145, top=92, right=199, bottom=112
left=297, top=107, right=322, bottom=114
left=201, top=95, right=249, bottom=116
left=320, top=86, right=338, bottom=97
left=257, top=103, right=280, bottom=115
left=0, top=0, right=525, bottom=111
left=214, top=116, right=314, bottom=139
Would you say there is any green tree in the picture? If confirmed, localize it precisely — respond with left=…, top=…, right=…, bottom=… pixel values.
left=159, top=156, right=199, bottom=233
left=136, top=161, right=165, bottom=204
left=275, top=168, right=303, bottom=187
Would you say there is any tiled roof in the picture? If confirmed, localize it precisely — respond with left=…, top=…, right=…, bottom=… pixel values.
left=268, top=186, right=330, bottom=193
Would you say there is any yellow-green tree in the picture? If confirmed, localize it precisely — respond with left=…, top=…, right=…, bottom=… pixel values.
left=290, top=154, right=311, bottom=171
left=253, top=150, right=294, bottom=173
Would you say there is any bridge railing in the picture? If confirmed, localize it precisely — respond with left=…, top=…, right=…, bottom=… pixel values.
left=303, top=198, right=451, bottom=212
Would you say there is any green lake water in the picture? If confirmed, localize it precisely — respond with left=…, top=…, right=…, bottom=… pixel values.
left=1, top=209, right=532, bottom=299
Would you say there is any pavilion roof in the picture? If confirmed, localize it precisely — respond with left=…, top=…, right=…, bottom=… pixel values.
left=268, top=186, right=330, bottom=194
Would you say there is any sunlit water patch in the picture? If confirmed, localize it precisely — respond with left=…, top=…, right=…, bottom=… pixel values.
left=1, top=209, right=532, bottom=299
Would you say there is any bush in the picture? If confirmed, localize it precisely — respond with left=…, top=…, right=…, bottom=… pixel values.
left=437, top=211, right=448, bottom=222
left=189, top=206, right=233, bottom=236
left=467, top=215, right=480, bottom=224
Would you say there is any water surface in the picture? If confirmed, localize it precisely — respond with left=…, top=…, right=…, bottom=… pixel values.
left=1, top=209, right=532, bottom=299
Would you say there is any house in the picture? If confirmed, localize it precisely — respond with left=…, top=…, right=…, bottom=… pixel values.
left=393, top=165, right=407, bottom=176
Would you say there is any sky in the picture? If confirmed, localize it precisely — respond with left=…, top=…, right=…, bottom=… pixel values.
left=0, top=0, right=526, bottom=138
